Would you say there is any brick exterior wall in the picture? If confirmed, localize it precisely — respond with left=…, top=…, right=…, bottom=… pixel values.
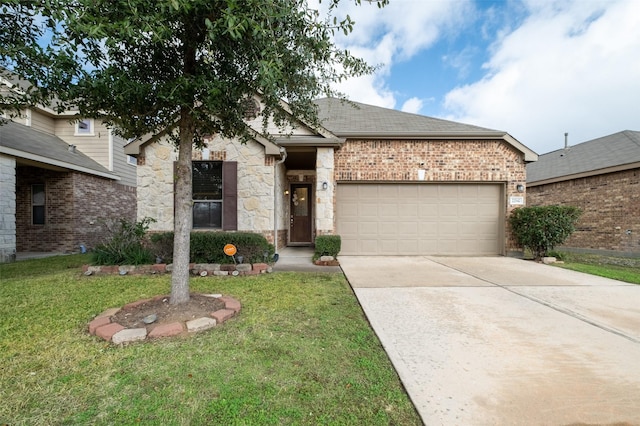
left=16, top=166, right=136, bottom=252
left=334, top=139, right=528, bottom=254
left=527, top=168, right=640, bottom=256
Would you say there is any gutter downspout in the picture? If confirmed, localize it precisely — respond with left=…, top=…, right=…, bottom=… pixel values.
left=274, top=146, right=287, bottom=256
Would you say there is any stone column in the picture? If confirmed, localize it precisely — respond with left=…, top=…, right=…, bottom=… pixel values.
left=0, top=154, right=17, bottom=262
left=315, top=147, right=334, bottom=235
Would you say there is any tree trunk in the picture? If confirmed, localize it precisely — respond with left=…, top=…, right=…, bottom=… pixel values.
left=170, top=109, right=195, bottom=305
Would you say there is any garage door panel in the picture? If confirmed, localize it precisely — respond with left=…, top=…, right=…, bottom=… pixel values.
left=398, top=185, right=419, bottom=197
left=397, top=222, right=418, bottom=236
left=439, top=185, right=460, bottom=198
left=379, top=203, right=398, bottom=217
left=380, top=222, right=399, bottom=236
left=336, top=183, right=502, bottom=255
left=419, top=222, right=438, bottom=236
left=358, top=221, right=378, bottom=234
left=398, top=203, right=418, bottom=217
left=439, top=204, right=458, bottom=217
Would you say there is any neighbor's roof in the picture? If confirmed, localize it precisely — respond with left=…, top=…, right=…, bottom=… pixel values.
left=313, top=98, right=538, bottom=162
left=0, top=120, right=118, bottom=179
left=527, top=130, right=640, bottom=185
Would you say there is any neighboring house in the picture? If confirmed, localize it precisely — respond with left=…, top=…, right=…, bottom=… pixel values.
left=126, top=98, right=537, bottom=257
left=0, top=96, right=137, bottom=262
left=527, top=130, right=640, bottom=257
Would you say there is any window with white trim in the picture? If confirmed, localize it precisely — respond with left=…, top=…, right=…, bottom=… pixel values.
left=75, top=118, right=94, bottom=135
left=126, top=155, right=137, bottom=165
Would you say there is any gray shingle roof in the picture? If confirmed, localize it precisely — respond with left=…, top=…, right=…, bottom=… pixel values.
left=313, top=97, right=502, bottom=136
left=0, top=120, right=116, bottom=179
left=527, top=130, right=640, bottom=183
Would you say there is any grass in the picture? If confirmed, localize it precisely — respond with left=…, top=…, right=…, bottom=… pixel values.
left=0, top=255, right=421, bottom=425
left=552, top=252, right=640, bottom=284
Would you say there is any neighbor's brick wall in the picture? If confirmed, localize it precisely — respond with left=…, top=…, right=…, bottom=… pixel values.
left=334, top=139, right=528, bottom=254
left=16, top=167, right=136, bottom=252
left=527, top=168, right=640, bottom=255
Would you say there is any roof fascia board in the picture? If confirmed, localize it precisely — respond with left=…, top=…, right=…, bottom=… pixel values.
left=528, top=161, right=640, bottom=186
left=0, top=146, right=119, bottom=180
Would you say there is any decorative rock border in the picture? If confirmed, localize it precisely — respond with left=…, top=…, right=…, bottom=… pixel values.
left=83, top=262, right=271, bottom=276
left=314, top=255, right=340, bottom=267
left=88, top=294, right=242, bottom=345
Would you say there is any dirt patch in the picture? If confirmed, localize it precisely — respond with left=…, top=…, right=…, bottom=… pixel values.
left=111, top=294, right=226, bottom=332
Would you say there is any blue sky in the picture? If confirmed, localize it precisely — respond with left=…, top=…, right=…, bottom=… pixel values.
left=327, top=0, right=640, bottom=154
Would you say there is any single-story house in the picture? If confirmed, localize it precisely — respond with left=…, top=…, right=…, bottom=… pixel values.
left=0, top=102, right=137, bottom=262
left=126, top=98, right=537, bottom=257
left=527, top=130, right=640, bottom=257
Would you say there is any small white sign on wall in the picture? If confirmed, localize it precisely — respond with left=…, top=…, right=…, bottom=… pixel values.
left=509, top=196, right=525, bottom=206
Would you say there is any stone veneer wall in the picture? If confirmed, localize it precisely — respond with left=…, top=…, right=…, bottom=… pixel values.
left=137, top=137, right=281, bottom=243
left=0, top=155, right=16, bottom=262
left=16, top=167, right=136, bottom=252
left=315, top=147, right=334, bottom=236
left=527, top=168, right=640, bottom=256
left=333, top=139, right=528, bottom=254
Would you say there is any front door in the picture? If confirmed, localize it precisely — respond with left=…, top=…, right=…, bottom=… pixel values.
left=290, top=183, right=312, bottom=243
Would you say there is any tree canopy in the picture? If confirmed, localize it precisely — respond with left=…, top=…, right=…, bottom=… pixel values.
left=0, top=0, right=387, bottom=304
left=1, top=0, right=386, bottom=142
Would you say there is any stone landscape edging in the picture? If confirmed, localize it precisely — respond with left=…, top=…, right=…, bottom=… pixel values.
left=82, top=262, right=272, bottom=276
left=87, top=293, right=242, bottom=345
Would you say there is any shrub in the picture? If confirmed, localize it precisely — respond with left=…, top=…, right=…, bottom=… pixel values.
left=149, top=231, right=274, bottom=264
left=314, top=235, right=341, bottom=260
left=91, top=217, right=156, bottom=265
left=509, top=206, right=582, bottom=260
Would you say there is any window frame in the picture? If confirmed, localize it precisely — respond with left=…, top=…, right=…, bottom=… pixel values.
left=192, top=160, right=223, bottom=229
left=75, top=118, right=94, bottom=136
left=31, top=183, right=45, bottom=225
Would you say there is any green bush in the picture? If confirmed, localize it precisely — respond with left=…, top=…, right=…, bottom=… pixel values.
left=314, top=235, right=341, bottom=260
left=91, top=217, right=156, bottom=265
left=149, top=231, right=274, bottom=264
left=509, top=205, right=582, bottom=260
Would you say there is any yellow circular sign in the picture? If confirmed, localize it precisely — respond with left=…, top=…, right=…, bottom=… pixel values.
left=223, top=244, right=237, bottom=256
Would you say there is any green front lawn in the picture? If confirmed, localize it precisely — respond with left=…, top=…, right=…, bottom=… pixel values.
left=552, top=252, right=640, bottom=284
left=0, top=255, right=421, bottom=425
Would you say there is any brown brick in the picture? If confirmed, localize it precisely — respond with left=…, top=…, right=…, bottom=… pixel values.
left=95, top=322, right=126, bottom=341
left=528, top=168, right=640, bottom=254
left=88, top=316, right=111, bottom=335
left=148, top=322, right=184, bottom=338
left=220, top=296, right=241, bottom=313
left=210, top=309, right=236, bottom=324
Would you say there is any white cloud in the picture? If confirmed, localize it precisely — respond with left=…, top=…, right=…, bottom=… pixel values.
left=443, top=0, right=640, bottom=154
left=401, top=97, right=423, bottom=114
left=327, top=0, right=475, bottom=109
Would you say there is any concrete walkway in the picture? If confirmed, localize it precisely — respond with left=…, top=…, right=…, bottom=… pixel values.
left=340, top=256, right=640, bottom=425
left=272, top=246, right=342, bottom=273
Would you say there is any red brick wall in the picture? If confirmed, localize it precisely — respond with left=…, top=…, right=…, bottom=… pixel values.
left=527, top=168, right=640, bottom=255
left=334, top=139, right=528, bottom=254
left=16, top=167, right=136, bottom=253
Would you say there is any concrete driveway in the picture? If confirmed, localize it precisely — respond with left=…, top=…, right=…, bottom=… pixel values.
left=340, top=256, right=640, bottom=425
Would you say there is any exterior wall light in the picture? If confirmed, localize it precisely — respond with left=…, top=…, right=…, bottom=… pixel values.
left=516, top=184, right=525, bottom=193
left=322, top=181, right=328, bottom=190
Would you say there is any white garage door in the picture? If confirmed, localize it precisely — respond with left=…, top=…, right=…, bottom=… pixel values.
left=336, top=183, right=503, bottom=255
